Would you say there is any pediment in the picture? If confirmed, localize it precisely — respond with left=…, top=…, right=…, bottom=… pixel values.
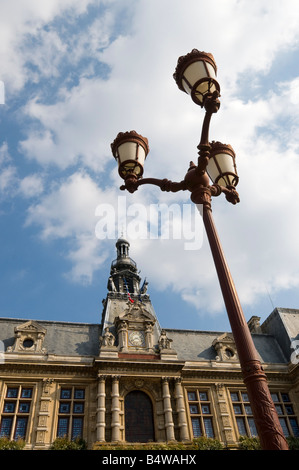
left=213, top=332, right=234, bottom=344
left=116, top=301, right=156, bottom=324
left=15, top=320, right=46, bottom=335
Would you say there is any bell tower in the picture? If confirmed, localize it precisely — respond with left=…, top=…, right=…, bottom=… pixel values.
left=107, top=238, right=141, bottom=297
left=99, top=238, right=177, bottom=360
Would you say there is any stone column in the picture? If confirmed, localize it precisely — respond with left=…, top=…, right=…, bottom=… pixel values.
left=162, top=377, right=175, bottom=441
left=111, top=376, right=121, bottom=442
left=96, top=375, right=107, bottom=442
left=174, top=378, right=189, bottom=441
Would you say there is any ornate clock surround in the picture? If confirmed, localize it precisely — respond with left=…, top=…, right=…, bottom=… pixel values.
left=114, top=301, right=156, bottom=354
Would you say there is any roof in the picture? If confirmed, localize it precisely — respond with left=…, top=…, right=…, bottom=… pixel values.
left=165, top=328, right=288, bottom=363
left=0, top=317, right=100, bottom=357
left=0, top=307, right=298, bottom=363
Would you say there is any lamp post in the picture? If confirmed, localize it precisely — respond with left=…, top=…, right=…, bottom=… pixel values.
left=111, top=49, right=289, bottom=450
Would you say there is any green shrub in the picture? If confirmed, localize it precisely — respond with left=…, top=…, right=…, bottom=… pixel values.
left=238, top=436, right=261, bottom=450
left=94, top=437, right=223, bottom=451
left=286, top=436, right=299, bottom=450
left=49, top=436, right=87, bottom=450
left=192, top=436, right=223, bottom=450
left=0, top=437, right=25, bottom=450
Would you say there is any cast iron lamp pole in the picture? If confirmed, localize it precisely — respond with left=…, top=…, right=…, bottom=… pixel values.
left=111, top=49, right=289, bottom=450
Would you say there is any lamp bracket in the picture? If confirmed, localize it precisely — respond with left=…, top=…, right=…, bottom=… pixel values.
left=119, top=167, right=239, bottom=206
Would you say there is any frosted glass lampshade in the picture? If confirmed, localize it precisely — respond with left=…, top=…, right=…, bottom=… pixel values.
left=174, top=49, right=220, bottom=106
left=207, top=141, right=239, bottom=187
left=111, top=131, right=149, bottom=179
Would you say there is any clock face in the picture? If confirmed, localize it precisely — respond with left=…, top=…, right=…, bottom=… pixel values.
left=128, top=330, right=145, bottom=347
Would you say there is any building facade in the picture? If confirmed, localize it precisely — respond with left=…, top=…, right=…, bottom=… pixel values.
left=0, top=238, right=299, bottom=449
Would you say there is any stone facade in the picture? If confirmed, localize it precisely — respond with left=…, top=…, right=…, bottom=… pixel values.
left=0, top=238, right=299, bottom=449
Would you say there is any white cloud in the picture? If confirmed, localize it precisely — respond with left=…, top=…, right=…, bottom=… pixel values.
left=19, top=174, right=44, bottom=198
left=25, top=171, right=119, bottom=283
left=0, top=0, right=94, bottom=92
left=3, top=0, right=299, bottom=320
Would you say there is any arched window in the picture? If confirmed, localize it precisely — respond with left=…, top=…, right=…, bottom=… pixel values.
left=125, top=391, right=155, bottom=442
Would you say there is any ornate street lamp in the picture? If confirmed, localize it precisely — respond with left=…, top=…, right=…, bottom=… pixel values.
left=111, top=49, right=289, bottom=450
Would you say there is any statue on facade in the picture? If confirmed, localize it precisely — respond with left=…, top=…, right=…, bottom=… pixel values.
left=101, top=327, right=115, bottom=347
left=158, top=329, right=173, bottom=350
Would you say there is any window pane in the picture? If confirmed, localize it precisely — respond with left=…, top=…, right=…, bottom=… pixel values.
left=3, top=402, right=16, bottom=413
left=244, top=405, right=252, bottom=415
left=271, top=393, right=279, bottom=402
left=275, top=405, right=283, bottom=415
left=57, top=417, right=69, bottom=437
left=19, top=402, right=30, bottom=413
left=0, top=417, right=13, bottom=438
left=21, top=388, right=32, bottom=399
left=289, top=418, right=299, bottom=437
left=233, top=405, right=242, bottom=415
left=281, top=393, right=290, bottom=403
left=189, top=405, right=198, bottom=414
left=61, top=389, right=72, bottom=399
left=285, top=405, right=294, bottom=415
left=279, top=418, right=290, bottom=437
left=191, top=418, right=202, bottom=437
left=248, top=418, right=258, bottom=437
left=14, top=417, right=28, bottom=440
left=199, top=392, right=208, bottom=401
left=203, top=418, right=214, bottom=438
left=201, top=405, right=210, bottom=414
left=6, top=388, right=18, bottom=398
left=187, top=392, right=196, bottom=401
left=74, top=389, right=85, bottom=400
left=230, top=392, right=239, bottom=402
left=73, top=403, right=84, bottom=414
left=59, top=403, right=71, bottom=413
left=241, top=393, right=249, bottom=402
left=72, top=417, right=83, bottom=439
left=236, top=417, right=247, bottom=436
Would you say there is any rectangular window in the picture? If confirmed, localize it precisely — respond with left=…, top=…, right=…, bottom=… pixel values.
left=231, top=390, right=299, bottom=438
left=191, top=418, right=202, bottom=437
left=187, top=389, right=215, bottom=438
left=236, top=417, right=247, bottom=436
left=57, top=387, right=85, bottom=440
left=72, top=417, right=83, bottom=439
left=14, top=417, right=28, bottom=440
left=0, top=385, right=33, bottom=441
left=57, top=417, right=69, bottom=437
left=0, top=417, right=13, bottom=438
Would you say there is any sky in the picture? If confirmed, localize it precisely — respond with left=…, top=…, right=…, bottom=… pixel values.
left=1, top=0, right=299, bottom=334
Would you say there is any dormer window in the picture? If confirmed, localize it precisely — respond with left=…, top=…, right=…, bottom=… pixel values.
left=6, top=320, right=47, bottom=355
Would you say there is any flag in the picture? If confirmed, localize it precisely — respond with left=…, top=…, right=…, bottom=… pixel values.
left=123, top=277, right=134, bottom=303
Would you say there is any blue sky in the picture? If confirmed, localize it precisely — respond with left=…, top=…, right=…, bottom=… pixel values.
left=1, top=0, right=299, bottom=333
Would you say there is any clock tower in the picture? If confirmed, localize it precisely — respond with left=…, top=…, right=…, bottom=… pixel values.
left=99, top=238, right=176, bottom=360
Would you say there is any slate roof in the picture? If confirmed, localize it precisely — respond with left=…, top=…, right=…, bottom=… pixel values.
left=0, top=308, right=295, bottom=364
left=165, top=328, right=288, bottom=363
left=0, top=318, right=101, bottom=357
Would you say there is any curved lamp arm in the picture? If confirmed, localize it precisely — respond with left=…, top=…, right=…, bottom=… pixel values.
left=119, top=173, right=239, bottom=205
left=120, top=176, right=187, bottom=194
